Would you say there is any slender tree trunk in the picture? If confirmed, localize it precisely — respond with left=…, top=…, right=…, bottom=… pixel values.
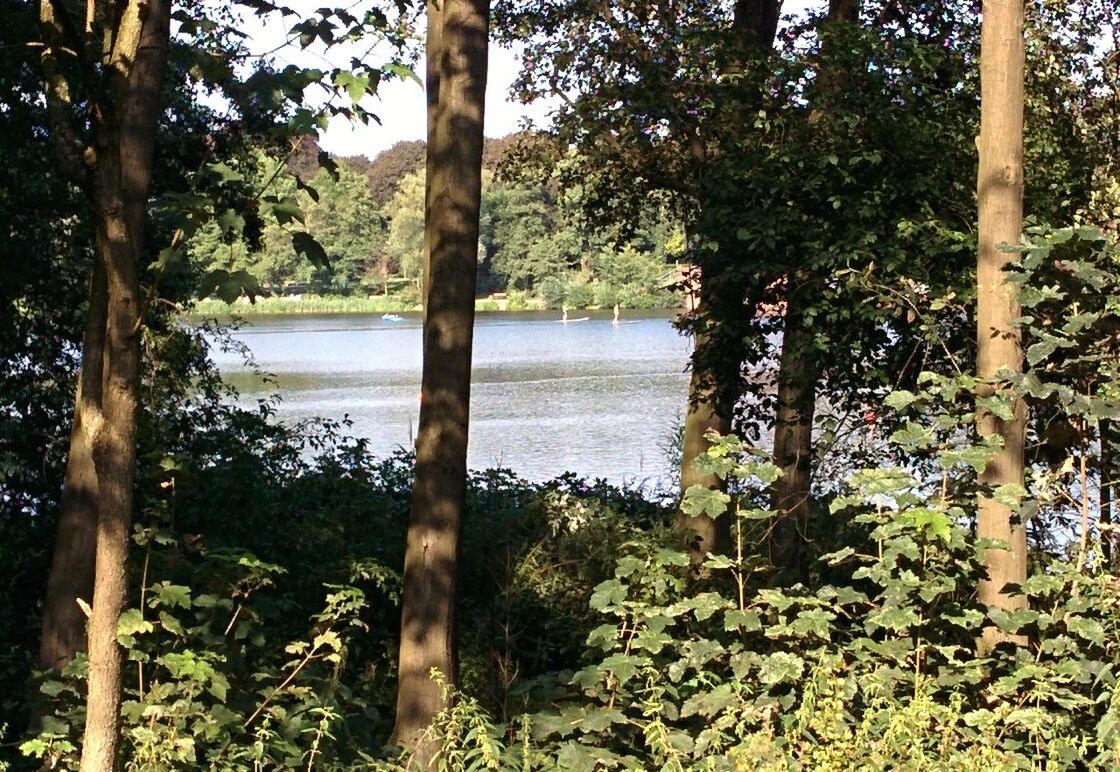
left=394, top=0, right=488, bottom=761
left=1102, top=419, right=1114, bottom=569
left=39, top=262, right=107, bottom=671
left=975, top=0, right=1028, bottom=651
left=79, top=3, right=170, bottom=769
left=420, top=0, right=444, bottom=323
left=769, top=293, right=818, bottom=574
left=677, top=0, right=782, bottom=559
left=81, top=195, right=143, bottom=772
left=678, top=317, right=732, bottom=557
left=765, top=0, right=855, bottom=575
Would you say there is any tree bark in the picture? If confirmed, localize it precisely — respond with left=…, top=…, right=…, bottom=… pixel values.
left=1101, top=419, right=1115, bottom=569
left=678, top=305, right=733, bottom=557
left=676, top=0, right=782, bottom=559
left=79, top=2, right=170, bottom=769
left=393, top=0, right=489, bottom=761
left=765, top=0, right=855, bottom=575
left=39, top=262, right=107, bottom=671
left=769, top=292, right=818, bottom=575
left=421, top=0, right=444, bottom=323
left=975, top=0, right=1028, bottom=651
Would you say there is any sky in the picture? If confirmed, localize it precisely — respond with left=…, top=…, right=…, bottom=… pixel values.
left=319, top=42, right=553, bottom=159
left=251, top=1, right=817, bottom=160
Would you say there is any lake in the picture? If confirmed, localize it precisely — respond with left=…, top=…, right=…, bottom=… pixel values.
left=207, top=310, right=692, bottom=486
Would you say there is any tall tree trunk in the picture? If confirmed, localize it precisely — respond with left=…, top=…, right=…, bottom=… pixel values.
left=765, top=0, right=856, bottom=575
left=680, top=291, right=734, bottom=557
left=39, top=262, right=107, bottom=671
left=420, top=0, right=444, bottom=323
left=1102, top=419, right=1115, bottom=569
left=975, top=0, right=1028, bottom=651
left=79, top=2, right=170, bottom=769
left=769, top=292, right=818, bottom=574
left=677, top=0, right=782, bottom=559
left=394, top=0, right=488, bottom=760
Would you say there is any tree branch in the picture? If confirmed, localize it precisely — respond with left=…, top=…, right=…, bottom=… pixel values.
left=40, top=0, right=92, bottom=187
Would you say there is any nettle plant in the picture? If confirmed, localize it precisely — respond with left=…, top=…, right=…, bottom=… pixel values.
left=23, top=521, right=400, bottom=771
left=512, top=441, right=1120, bottom=768
left=430, top=229, right=1120, bottom=770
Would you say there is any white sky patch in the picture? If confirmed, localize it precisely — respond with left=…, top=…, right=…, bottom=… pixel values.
left=241, top=0, right=819, bottom=159
left=319, top=41, right=557, bottom=158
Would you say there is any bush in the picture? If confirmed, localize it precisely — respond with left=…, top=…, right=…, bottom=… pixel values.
left=429, top=431, right=1120, bottom=770
left=561, top=280, right=594, bottom=310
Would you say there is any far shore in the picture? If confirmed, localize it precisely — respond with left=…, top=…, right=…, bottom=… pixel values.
left=188, top=293, right=681, bottom=317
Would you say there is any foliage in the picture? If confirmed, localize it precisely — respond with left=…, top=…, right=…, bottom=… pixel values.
left=11, top=354, right=668, bottom=767
left=3, top=0, right=1120, bottom=762
left=198, top=149, right=684, bottom=309
left=428, top=428, right=1120, bottom=769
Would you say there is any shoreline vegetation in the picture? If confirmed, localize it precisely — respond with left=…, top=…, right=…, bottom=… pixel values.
left=189, top=291, right=683, bottom=316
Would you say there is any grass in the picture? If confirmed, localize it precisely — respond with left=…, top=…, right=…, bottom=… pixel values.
left=191, top=294, right=418, bottom=316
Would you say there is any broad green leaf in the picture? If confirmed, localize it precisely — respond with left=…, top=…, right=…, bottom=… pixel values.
left=758, top=652, right=804, bottom=685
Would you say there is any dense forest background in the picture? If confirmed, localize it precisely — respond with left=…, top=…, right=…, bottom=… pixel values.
left=4, top=0, right=1120, bottom=769
left=189, top=135, right=683, bottom=310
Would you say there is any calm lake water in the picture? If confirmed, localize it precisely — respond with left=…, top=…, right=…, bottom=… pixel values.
left=208, top=310, right=692, bottom=486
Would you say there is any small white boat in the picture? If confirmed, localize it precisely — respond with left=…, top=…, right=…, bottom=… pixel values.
left=381, top=313, right=405, bottom=322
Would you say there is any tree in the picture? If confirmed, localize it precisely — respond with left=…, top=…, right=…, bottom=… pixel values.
left=384, top=170, right=428, bottom=287
left=486, top=179, right=572, bottom=288
left=35, top=2, right=173, bottom=766
left=975, top=0, right=1028, bottom=648
left=33, top=1, right=415, bottom=763
left=494, top=0, right=785, bottom=555
left=393, top=0, right=489, bottom=759
left=677, top=3, right=784, bottom=559
left=365, top=140, right=428, bottom=206
left=0, top=2, right=94, bottom=680
left=768, top=0, right=860, bottom=574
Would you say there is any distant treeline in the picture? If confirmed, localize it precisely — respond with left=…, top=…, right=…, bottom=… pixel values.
left=190, top=135, right=684, bottom=309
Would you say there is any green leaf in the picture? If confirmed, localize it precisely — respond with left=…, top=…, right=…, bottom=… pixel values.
left=867, top=605, right=920, bottom=632
left=117, top=608, right=154, bottom=639
left=589, top=579, right=627, bottom=612
left=758, top=652, right=804, bottom=685
left=884, top=389, right=918, bottom=410
left=977, top=393, right=1016, bottom=421
left=151, top=583, right=192, bottom=609
left=264, top=195, right=305, bottom=226
left=632, top=629, right=673, bottom=654
left=992, top=483, right=1028, bottom=509
left=725, top=609, right=761, bottom=632
left=1026, top=339, right=1058, bottom=366
left=681, top=486, right=730, bottom=518
left=1067, top=615, right=1106, bottom=647
left=691, top=592, right=729, bottom=621
left=790, top=608, right=835, bottom=640
left=292, top=231, right=330, bottom=269
left=208, top=161, right=244, bottom=184
left=334, top=71, right=370, bottom=102
left=906, top=508, right=954, bottom=543
left=890, top=421, right=936, bottom=450
left=384, top=62, right=422, bottom=86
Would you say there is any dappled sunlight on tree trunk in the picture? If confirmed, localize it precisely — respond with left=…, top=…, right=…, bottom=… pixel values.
left=40, top=262, right=106, bottom=671
left=770, top=296, right=819, bottom=576
left=975, top=0, right=1029, bottom=652
left=394, top=0, right=490, bottom=762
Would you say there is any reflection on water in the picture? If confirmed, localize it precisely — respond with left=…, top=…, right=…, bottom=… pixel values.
left=207, top=310, right=692, bottom=485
